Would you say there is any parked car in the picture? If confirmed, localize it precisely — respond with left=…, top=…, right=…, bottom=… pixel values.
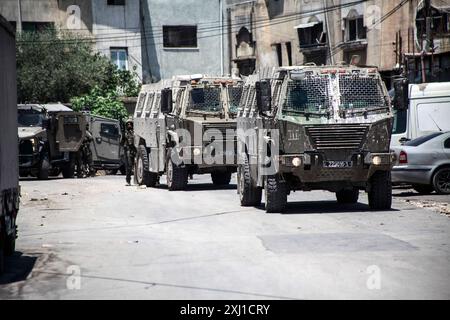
left=391, top=132, right=450, bottom=194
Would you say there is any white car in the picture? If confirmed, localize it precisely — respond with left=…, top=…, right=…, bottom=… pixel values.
left=391, top=132, right=450, bottom=194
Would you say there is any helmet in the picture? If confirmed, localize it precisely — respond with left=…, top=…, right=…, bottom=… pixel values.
left=125, top=117, right=133, bottom=125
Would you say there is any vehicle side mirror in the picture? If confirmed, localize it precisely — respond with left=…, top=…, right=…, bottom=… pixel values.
left=255, top=80, right=272, bottom=113
left=161, top=89, right=173, bottom=114
left=393, top=78, right=409, bottom=110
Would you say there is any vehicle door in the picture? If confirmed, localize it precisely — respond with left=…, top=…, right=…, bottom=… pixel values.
left=443, top=134, right=450, bottom=160
left=90, top=116, right=121, bottom=166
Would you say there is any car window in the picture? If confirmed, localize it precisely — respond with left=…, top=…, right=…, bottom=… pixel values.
left=445, top=138, right=450, bottom=149
left=405, top=132, right=444, bottom=147
left=392, top=109, right=407, bottom=134
left=100, top=123, right=119, bottom=137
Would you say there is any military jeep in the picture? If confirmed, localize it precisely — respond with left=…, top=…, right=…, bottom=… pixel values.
left=237, top=66, right=395, bottom=213
left=17, top=104, right=86, bottom=179
left=133, top=75, right=243, bottom=190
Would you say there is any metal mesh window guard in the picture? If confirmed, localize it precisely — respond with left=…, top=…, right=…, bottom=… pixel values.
left=188, top=87, right=222, bottom=112
left=228, top=86, right=243, bottom=113
left=339, top=74, right=386, bottom=109
left=284, top=76, right=330, bottom=113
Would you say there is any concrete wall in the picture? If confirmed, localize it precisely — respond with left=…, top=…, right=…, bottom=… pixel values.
left=0, top=15, right=18, bottom=190
left=141, top=0, right=229, bottom=82
left=92, top=0, right=143, bottom=81
left=0, top=0, right=93, bottom=34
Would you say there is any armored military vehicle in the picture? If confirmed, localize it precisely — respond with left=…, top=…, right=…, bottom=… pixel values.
left=133, top=75, right=243, bottom=190
left=0, top=16, right=19, bottom=274
left=237, top=66, right=394, bottom=213
left=84, top=113, right=124, bottom=174
left=18, top=104, right=86, bottom=179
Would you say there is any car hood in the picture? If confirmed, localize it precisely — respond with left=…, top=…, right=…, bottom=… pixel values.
left=18, top=126, right=45, bottom=140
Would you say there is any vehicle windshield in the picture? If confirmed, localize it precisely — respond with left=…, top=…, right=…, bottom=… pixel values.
left=405, top=132, right=444, bottom=146
left=228, top=86, right=242, bottom=114
left=18, top=109, right=45, bottom=127
left=188, top=87, right=222, bottom=113
left=282, top=73, right=387, bottom=115
left=339, top=74, right=387, bottom=110
left=283, top=77, right=330, bottom=115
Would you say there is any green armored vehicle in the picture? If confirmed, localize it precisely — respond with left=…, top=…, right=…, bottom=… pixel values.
left=237, top=66, right=395, bottom=213
left=133, top=74, right=243, bottom=190
left=18, top=104, right=86, bottom=179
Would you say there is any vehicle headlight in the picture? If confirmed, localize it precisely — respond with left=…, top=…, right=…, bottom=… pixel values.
left=372, top=156, right=382, bottom=166
left=193, top=148, right=202, bottom=156
left=292, top=157, right=302, bottom=167
left=31, top=138, right=38, bottom=152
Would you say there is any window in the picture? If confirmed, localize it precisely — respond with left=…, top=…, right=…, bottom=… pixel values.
left=107, top=0, right=125, bottom=5
left=22, top=22, right=54, bottom=32
left=286, top=42, right=293, bottom=66
left=275, top=43, right=283, bottom=66
left=346, top=17, right=366, bottom=41
left=110, top=48, right=128, bottom=70
left=163, top=26, right=197, bottom=48
left=444, top=138, right=450, bottom=149
left=298, top=22, right=326, bottom=48
left=405, top=132, right=443, bottom=147
left=392, top=109, right=407, bottom=135
left=100, top=123, right=119, bottom=137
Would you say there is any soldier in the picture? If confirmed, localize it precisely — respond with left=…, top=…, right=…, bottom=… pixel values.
left=122, top=117, right=136, bottom=185
left=82, top=123, right=94, bottom=177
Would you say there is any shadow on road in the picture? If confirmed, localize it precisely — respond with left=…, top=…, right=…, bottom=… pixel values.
left=0, top=252, right=38, bottom=285
left=258, top=201, right=400, bottom=215
left=153, top=182, right=237, bottom=192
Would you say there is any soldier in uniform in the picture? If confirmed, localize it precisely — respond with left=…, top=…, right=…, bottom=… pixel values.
left=122, top=117, right=136, bottom=185
left=82, top=123, right=94, bottom=177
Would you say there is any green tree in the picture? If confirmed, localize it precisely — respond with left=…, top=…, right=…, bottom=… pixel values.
left=17, top=28, right=141, bottom=120
left=16, top=29, right=113, bottom=103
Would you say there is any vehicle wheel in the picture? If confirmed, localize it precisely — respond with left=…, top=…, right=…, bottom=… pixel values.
left=413, top=184, right=434, bottom=195
left=19, top=170, right=28, bottom=178
left=49, top=168, right=61, bottom=177
left=211, top=171, right=232, bottom=185
left=265, top=174, right=287, bottom=213
left=336, top=188, right=359, bottom=204
left=433, top=167, right=450, bottom=195
left=238, top=155, right=261, bottom=206
left=62, top=155, right=75, bottom=178
left=166, top=150, right=188, bottom=191
left=136, top=145, right=158, bottom=187
left=368, top=171, right=392, bottom=210
left=119, top=165, right=126, bottom=175
left=37, top=156, right=50, bottom=180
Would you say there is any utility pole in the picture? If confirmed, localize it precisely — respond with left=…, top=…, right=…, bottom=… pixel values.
left=421, top=0, right=434, bottom=82
left=323, top=0, right=334, bottom=65
left=16, top=0, right=22, bottom=33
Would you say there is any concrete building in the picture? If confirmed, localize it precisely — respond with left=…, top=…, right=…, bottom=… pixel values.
left=0, top=0, right=143, bottom=80
left=227, top=0, right=450, bottom=85
left=141, top=0, right=229, bottom=82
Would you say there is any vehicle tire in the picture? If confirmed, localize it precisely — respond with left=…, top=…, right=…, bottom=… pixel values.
left=211, top=171, right=232, bottom=185
left=136, top=145, right=158, bottom=187
left=166, top=150, right=188, bottom=191
left=19, top=170, right=28, bottom=178
left=62, top=155, right=75, bottom=179
left=265, top=174, right=287, bottom=213
left=368, top=171, right=392, bottom=210
left=413, top=184, right=434, bottom=195
left=119, top=165, right=126, bottom=176
left=37, top=156, right=50, bottom=180
left=432, top=167, right=450, bottom=195
left=49, top=168, right=61, bottom=177
left=238, top=155, right=261, bottom=207
left=336, top=188, right=359, bottom=204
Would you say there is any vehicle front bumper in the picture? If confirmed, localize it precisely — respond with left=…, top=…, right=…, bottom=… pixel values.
left=176, top=143, right=237, bottom=168
left=391, top=165, right=433, bottom=185
left=277, top=152, right=394, bottom=183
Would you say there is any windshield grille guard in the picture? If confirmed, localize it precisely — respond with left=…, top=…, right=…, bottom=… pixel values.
left=306, top=124, right=369, bottom=150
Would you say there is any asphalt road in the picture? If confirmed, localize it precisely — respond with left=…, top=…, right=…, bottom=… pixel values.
left=0, top=175, right=449, bottom=299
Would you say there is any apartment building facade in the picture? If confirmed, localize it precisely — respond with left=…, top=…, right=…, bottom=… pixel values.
left=227, top=0, right=450, bottom=85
